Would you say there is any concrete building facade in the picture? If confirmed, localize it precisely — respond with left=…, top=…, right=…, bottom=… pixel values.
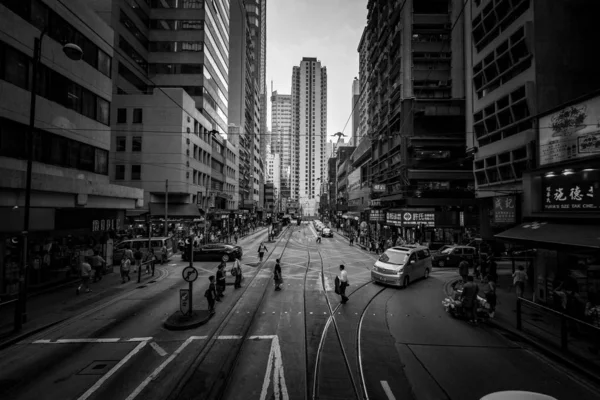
left=357, top=28, right=371, bottom=146
left=292, top=57, right=328, bottom=217
left=351, top=77, right=360, bottom=146
left=270, top=90, right=292, bottom=201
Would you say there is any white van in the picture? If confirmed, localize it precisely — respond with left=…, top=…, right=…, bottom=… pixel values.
left=371, top=245, right=432, bottom=287
left=113, top=237, right=174, bottom=265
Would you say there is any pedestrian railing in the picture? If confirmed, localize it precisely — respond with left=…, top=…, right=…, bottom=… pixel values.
left=136, top=259, right=156, bottom=283
left=516, top=297, right=600, bottom=366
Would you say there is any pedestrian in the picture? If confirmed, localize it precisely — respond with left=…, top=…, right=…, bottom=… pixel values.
left=124, top=244, right=134, bottom=266
left=216, top=262, right=226, bottom=299
left=460, top=275, right=479, bottom=324
left=133, top=246, right=143, bottom=274
left=378, top=239, right=385, bottom=254
left=370, top=238, right=376, bottom=253
left=483, top=274, right=497, bottom=319
left=232, top=257, right=243, bottom=289
left=90, top=251, right=106, bottom=282
left=487, top=255, right=497, bottom=282
left=205, top=275, right=217, bottom=314
left=161, top=243, right=168, bottom=265
left=120, top=256, right=131, bottom=283
left=145, top=247, right=155, bottom=274
left=349, top=234, right=354, bottom=246
left=458, top=259, right=470, bottom=283
left=316, top=235, right=321, bottom=244
left=234, top=233, right=238, bottom=244
left=274, top=258, right=283, bottom=291
left=512, top=265, right=528, bottom=298
left=76, top=259, right=92, bottom=295
left=338, top=264, right=349, bottom=303
left=584, top=292, right=600, bottom=354
left=258, top=242, right=268, bottom=262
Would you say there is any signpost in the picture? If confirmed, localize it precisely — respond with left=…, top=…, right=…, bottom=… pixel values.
left=180, top=237, right=198, bottom=316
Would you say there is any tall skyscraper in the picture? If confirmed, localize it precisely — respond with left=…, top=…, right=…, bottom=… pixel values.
left=351, top=77, right=360, bottom=146
left=292, top=57, right=327, bottom=216
left=357, top=29, right=370, bottom=146
left=271, top=91, right=292, bottom=201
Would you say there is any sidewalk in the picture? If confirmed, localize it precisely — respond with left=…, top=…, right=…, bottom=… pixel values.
left=0, top=265, right=162, bottom=350
left=446, top=270, right=600, bottom=383
left=334, top=230, right=370, bottom=251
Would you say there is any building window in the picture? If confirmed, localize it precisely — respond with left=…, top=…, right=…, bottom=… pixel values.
left=132, top=136, right=142, bottom=151
left=97, top=98, right=110, bottom=125
left=116, top=136, right=126, bottom=151
left=117, top=108, right=127, bottom=123
left=3, top=45, right=29, bottom=90
left=150, top=19, right=204, bottom=30
left=131, top=165, right=141, bottom=180
left=133, top=108, right=143, bottom=123
left=115, top=165, right=126, bottom=180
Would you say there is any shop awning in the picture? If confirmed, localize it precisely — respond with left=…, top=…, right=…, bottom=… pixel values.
left=126, top=209, right=149, bottom=218
left=149, top=203, right=201, bottom=218
left=495, top=222, right=600, bottom=249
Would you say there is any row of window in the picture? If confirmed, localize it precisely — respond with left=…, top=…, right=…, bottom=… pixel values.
left=472, top=0, right=530, bottom=52
left=119, top=36, right=147, bottom=72
left=0, top=41, right=111, bottom=125
left=120, top=9, right=148, bottom=48
left=2, top=0, right=112, bottom=77
left=117, top=108, right=143, bottom=124
left=150, top=19, right=203, bottom=31
left=0, top=117, right=109, bottom=175
left=149, top=41, right=203, bottom=53
left=150, top=0, right=203, bottom=9
left=115, top=136, right=142, bottom=152
left=115, top=164, right=141, bottom=180
left=149, top=63, right=203, bottom=75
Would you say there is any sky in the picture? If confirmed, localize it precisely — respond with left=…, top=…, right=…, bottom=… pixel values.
left=266, top=0, right=367, bottom=139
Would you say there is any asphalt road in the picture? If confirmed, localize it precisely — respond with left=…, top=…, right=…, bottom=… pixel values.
left=0, top=223, right=597, bottom=400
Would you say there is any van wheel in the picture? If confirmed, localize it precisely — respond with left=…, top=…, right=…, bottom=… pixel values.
left=403, top=276, right=410, bottom=288
left=424, top=268, right=430, bottom=279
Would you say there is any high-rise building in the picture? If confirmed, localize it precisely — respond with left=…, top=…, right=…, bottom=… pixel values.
left=266, top=152, right=281, bottom=203
left=271, top=90, right=292, bottom=200
left=292, top=57, right=327, bottom=216
left=357, top=29, right=370, bottom=145
left=351, top=77, right=360, bottom=146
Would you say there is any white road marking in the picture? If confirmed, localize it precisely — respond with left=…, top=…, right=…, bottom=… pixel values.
left=323, top=275, right=333, bottom=292
left=125, top=337, right=196, bottom=400
left=218, top=335, right=243, bottom=340
left=150, top=342, right=167, bottom=357
left=380, top=381, right=396, bottom=400
left=260, top=335, right=289, bottom=400
left=56, top=338, right=121, bottom=343
left=77, top=340, right=148, bottom=400
left=32, top=340, right=51, bottom=344
left=128, top=337, right=153, bottom=342
left=249, top=335, right=276, bottom=339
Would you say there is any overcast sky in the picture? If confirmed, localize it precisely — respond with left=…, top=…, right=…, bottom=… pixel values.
left=266, top=0, right=367, bottom=139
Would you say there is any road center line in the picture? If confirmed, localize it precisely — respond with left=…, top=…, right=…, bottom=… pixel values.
left=380, top=381, right=396, bottom=400
left=217, top=335, right=243, bottom=340
left=55, top=338, right=121, bottom=343
left=77, top=340, right=148, bottom=400
left=150, top=342, right=167, bottom=357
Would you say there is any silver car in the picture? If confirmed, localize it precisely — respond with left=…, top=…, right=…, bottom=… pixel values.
left=371, top=245, right=431, bottom=287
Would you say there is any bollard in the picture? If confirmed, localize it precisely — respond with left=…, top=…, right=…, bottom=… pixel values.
left=516, top=298, right=522, bottom=330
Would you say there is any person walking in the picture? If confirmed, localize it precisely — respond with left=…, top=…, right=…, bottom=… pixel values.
left=274, top=259, right=283, bottom=291
left=90, top=251, right=106, bottom=282
left=349, top=234, right=354, bottom=246
left=483, top=274, right=497, bottom=319
left=120, top=256, right=131, bottom=283
left=458, top=259, right=470, bottom=283
left=337, top=265, right=349, bottom=304
left=205, top=275, right=217, bottom=314
left=133, top=246, right=143, bottom=274
left=512, top=265, right=528, bottom=298
left=232, top=257, right=243, bottom=289
left=124, top=245, right=134, bottom=266
left=234, top=233, right=238, bottom=244
left=76, top=259, right=93, bottom=295
left=216, top=262, right=226, bottom=299
left=487, top=255, right=498, bottom=283
left=258, top=242, right=268, bottom=262
left=316, top=235, right=321, bottom=244
left=145, top=248, right=156, bottom=275
left=460, top=275, right=479, bottom=324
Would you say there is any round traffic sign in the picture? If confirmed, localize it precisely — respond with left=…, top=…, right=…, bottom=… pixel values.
left=182, top=266, right=199, bottom=283
left=222, top=254, right=229, bottom=262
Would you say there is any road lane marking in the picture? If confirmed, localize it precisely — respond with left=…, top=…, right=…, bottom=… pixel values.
left=33, top=340, right=51, bottom=344
left=77, top=340, right=148, bottom=400
left=150, top=342, right=167, bottom=357
left=260, top=335, right=289, bottom=400
left=323, top=274, right=333, bottom=292
left=125, top=336, right=197, bottom=400
left=56, top=338, right=121, bottom=343
left=128, top=337, right=153, bottom=342
left=380, top=381, right=396, bottom=400
left=218, top=335, right=243, bottom=340
left=249, top=335, right=276, bottom=339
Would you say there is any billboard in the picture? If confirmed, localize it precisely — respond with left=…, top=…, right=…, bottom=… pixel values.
left=347, top=170, right=361, bottom=193
left=539, top=95, right=600, bottom=166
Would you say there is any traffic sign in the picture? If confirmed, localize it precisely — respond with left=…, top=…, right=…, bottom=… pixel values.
left=222, top=254, right=229, bottom=262
left=180, top=289, right=190, bottom=315
left=182, top=266, right=198, bottom=283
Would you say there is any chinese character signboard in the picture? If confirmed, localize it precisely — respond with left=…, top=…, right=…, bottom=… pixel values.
left=373, top=184, right=386, bottom=192
left=401, top=212, right=435, bottom=227
left=493, top=196, right=516, bottom=224
left=539, top=95, right=600, bottom=166
left=386, top=212, right=403, bottom=226
left=542, top=175, right=599, bottom=211
left=369, top=210, right=385, bottom=222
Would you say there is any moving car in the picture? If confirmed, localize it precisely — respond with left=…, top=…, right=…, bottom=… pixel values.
left=181, top=243, right=243, bottom=262
left=431, top=245, right=476, bottom=268
left=321, top=227, right=333, bottom=237
left=371, top=245, right=431, bottom=287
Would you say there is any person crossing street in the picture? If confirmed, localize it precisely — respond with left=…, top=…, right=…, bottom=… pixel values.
left=232, top=257, right=243, bottom=289
left=338, top=264, right=349, bottom=304
left=258, top=242, right=268, bottom=262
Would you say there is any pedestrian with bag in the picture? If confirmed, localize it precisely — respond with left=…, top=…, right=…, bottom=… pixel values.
left=337, top=264, right=349, bottom=304
left=133, top=246, right=143, bottom=274
left=258, top=242, right=268, bottom=262
left=205, top=275, right=217, bottom=314
left=512, top=265, right=528, bottom=298
left=460, top=275, right=480, bottom=324
left=76, top=259, right=93, bottom=295
left=120, top=256, right=131, bottom=283
left=274, top=258, right=283, bottom=291
left=232, top=257, right=243, bottom=289
left=90, top=251, right=106, bottom=282
left=216, top=262, right=226, bottom=299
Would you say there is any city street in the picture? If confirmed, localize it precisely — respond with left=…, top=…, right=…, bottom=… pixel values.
left=0, top=224, right=597, bottom=400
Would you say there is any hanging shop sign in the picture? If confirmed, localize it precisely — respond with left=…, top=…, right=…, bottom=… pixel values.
left=539, top=95, right=600, bottom=166
left=369, top=210, right=386, bottom=222
left=401, top=212, right=435, bottom=227
left=493, top=195, right=517, bottom=224
left=373, top=184, right=386, bottom=192
left=56, top=209, right=124, bottom=231
left=542, top=174, right=599, bottom=211
left=386, top=212, right=403, bottom=227
left=369, top=199, right=382, bottom=207
left=92, top=218, right=122, bottom=232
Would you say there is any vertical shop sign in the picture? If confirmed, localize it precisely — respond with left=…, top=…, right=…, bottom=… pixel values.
left=493, top=196, right=516, bottom=224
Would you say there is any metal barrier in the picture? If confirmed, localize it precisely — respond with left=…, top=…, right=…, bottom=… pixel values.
left=516, top=297, right=600, bottom=361
left=137, top=259, right=156, bottom=283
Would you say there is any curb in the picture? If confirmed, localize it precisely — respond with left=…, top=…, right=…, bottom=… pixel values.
left=163, top=310, right=213, bottom=331
left=0, top=317, right=69, bottom=351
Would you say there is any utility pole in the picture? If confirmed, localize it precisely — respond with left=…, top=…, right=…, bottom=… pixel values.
left=164, top=179, right=169, bottom=237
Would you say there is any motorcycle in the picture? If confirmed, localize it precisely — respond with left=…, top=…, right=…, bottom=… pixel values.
left=442, top=288, right=492, bottom=320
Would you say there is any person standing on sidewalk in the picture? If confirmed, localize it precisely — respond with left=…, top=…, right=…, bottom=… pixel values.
left=484, top=274, right=497, bottom=319
left=512, top=265, right=528, bottom=298
left=120, top=256, right=131, bottom=283
left=460, top=275, right=479, bottom=324
left=459, top=259, right=470, bottom=283
left=133, top=246, right=143, bottom=274
left=274, top=259, right=283, bottom=291
left=205, top=275, right=217, bottom=314
left=90, top=251, right=106, bottom=282
left=338, top=264, right=349, bottom=304
left=216, top=262, right=226, bottom=299
left=76, top=259, right=92, bottom=295
left=232, top=257, right=243, bottom=289
left=258, top=242, right=268, bottom=262
left=349, top=234, right=354, bottom=246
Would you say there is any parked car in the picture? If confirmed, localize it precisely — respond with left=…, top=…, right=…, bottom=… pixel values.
left=113, top=237, right=174, bottom=265
left=321, top=227, right=333, bottom=238
left=371, top=245, right=431, bottom=287
left=431, top=245, right=477, bottom=268
left=181, top=243, right=243, bottom=262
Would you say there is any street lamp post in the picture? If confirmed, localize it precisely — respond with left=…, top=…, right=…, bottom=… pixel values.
left=15, top=32, right=83, bottom=330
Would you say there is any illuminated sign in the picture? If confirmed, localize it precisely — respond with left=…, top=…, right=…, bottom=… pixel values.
left=493, top=196, right=516, bottom=224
